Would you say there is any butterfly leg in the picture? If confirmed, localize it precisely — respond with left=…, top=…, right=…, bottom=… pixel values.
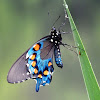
left=61, top=42, right=78, bottom=56
left=60, top=31, right=72, bottom=34
left=64, top=45, right=78, bottom=56
left=61, top=43, right=84, bottom=51
left=62, top=43, right=78, bottom=48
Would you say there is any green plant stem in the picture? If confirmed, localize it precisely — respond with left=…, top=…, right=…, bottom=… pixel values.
left=63, top=0, right=100, bottom=100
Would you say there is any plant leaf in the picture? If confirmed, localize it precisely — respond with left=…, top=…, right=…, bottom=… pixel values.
left=63, top=0, right=100, bottom=100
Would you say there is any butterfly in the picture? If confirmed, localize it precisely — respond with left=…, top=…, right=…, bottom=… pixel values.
left=7, top=27, right=65, bottom=92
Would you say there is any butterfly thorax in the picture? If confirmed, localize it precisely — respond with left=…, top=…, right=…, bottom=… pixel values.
left=50, top=27, right=62, bottom=45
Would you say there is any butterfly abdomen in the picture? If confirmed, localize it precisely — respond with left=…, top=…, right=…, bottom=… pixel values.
left=54, top=47, right=63, bottom=68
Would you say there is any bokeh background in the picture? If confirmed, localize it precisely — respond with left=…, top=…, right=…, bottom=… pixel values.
left=0, top=0, right=100, bottom=100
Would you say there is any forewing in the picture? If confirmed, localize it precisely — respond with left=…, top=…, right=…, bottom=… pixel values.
left=7, top=49, right=31, bottom=83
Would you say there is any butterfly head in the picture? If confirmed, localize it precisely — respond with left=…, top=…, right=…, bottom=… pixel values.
left=50, top=27, right=62, bottom=44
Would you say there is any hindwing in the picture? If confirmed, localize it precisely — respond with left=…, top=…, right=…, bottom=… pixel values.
left=26, top=36, right=54, bottom=92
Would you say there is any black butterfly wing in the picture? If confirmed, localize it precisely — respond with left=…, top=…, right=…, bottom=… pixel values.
left=7, top=36, right=51, bottom=84
left=7, top=49, right=31, bottom=83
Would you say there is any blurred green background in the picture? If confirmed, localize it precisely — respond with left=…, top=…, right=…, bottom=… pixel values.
left=0, top=0, right=100, bottom=100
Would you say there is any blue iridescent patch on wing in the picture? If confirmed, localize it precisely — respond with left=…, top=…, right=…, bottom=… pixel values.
left=26, top=39, right=54, bottom=92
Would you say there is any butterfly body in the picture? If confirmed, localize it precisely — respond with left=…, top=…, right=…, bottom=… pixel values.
left=7, top=27, right=63, bottom=92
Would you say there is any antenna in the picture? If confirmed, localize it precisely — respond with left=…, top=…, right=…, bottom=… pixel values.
left=51, top=15, right=61, bottom=28
left=58, top=16, right=66, bottom=32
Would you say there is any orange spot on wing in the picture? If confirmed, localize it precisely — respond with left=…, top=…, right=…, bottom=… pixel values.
left=38, top=74, right=42, bottom=78
left=43, top=70, right=48, bottom=75
left=32, top=61, right=36, bottom=67
left=34, top=68, right=38, bottom=74
left=34, top=44, right=40, bottom=51
left=30, top=53, right=36, bottom=60
left=48, top=61, right=52, bottom=66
